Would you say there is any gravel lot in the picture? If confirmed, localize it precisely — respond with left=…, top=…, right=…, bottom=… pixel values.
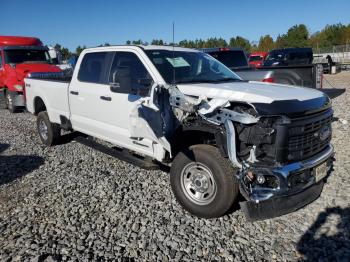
left=0, top=72, right=350, bottom=261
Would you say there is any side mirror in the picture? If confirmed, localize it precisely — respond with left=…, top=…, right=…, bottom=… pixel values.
left=110, top=82, right=120, bottom=92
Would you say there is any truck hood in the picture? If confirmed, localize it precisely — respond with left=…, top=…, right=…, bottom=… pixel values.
left=15, top=63, right=61, bottom=81
left=176, top=81, right=330, bottom=116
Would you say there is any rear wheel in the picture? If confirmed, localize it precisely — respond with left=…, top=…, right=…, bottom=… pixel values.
left=37, top=111, right=61, bottom=146
left=170, top=144, right=239, bottom=218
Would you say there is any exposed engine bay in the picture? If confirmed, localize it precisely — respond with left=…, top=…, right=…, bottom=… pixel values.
left=130, top=82, right=333, bottom=213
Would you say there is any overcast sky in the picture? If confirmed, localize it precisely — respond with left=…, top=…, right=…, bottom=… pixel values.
left=3, top=0, right=350, bottom=50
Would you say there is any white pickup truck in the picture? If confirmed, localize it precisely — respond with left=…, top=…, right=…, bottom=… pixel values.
left=25, top=45, right=334, bottom=221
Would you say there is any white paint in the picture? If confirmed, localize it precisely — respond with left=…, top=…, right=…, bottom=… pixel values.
left=177, top=81, right=324, bottom=104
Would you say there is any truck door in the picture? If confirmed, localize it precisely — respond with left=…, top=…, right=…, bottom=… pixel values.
left=69, top=50, right=156, bottom=157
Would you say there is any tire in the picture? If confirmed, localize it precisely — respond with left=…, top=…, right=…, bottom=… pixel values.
left=170, top=144, right=239, bottom=218
left=36, top=111, right=61, bottom=146
left=5, top=90, right=20, bottom=113
left=0, top=89, right=6, bottom=109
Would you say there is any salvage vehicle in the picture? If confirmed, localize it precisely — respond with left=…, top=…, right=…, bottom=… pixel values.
left=201, top=48, right=323, bottom=89
left=248, top=52, right=268, bottom=68
left=0, top=36, right=61, bottom=112
left=25, top=45, right=334, bottom=221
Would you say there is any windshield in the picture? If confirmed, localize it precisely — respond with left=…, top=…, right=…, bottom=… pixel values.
left=145, top=50, right=242, bottom=84
left=208, top=50, right=248, bottom=68
left=4, top=49, right=52, bottom=64
left=249, top=55, right=263, bottom=62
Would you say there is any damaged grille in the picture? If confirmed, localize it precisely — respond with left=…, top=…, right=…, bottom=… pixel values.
left=286, top=109, right=333, bottom=161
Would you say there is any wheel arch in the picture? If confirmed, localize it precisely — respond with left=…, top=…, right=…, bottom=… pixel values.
left=170, top=122, right=228, bottom=159
left=33, top=96, right=47, bottom=115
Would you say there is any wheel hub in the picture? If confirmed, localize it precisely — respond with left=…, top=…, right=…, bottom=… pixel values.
left=7, top=93, right=13, bottom=109
left=38, top=119, right=48, bottom=141
left=181, top=162, right=217, bottom=205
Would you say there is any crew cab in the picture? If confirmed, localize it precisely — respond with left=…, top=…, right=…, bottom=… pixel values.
left=201, top=47, right=322, bottom=89
left=25, top=45, right=334, bottom=221
left=0, top=36, right=61, bottom=112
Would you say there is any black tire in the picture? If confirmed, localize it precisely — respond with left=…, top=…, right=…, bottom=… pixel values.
left=37, top=111, right=61, bottom=146
left=170, top=144, right=239, bottom=218
left=0, top=89, right=7, bottom=109
left=5, top=90, right=20, bottom=113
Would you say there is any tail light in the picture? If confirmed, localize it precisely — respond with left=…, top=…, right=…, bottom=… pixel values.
left=263, top=77, right=274, bottom=83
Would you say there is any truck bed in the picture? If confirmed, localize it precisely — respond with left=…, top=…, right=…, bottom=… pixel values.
left=25, top=75, right=70, bottom=124
left=234, top=64, right=321, bottom=89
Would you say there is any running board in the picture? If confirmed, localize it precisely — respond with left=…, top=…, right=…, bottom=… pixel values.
left=74, top=136, right=161, bottom=170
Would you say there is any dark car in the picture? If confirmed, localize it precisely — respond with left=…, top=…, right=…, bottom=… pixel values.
left=199, top=47, right=322, bottom=89
left=263, top=48, right=313, bottom=66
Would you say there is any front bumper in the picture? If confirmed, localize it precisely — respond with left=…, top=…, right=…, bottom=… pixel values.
left=240, top=144, right=334, bottom=221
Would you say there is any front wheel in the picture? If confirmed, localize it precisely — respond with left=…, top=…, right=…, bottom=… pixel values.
left=170, top=144, right=239, bottom=218
left=0, top=90, right=7, bottom=109
left=5, top=90, right=21, bottom=113
left=37, top=111, right=61, bottom=146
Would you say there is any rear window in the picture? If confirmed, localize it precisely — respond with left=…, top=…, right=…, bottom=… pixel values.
left=78, top=52, right=112, bottom=84
left=208, top=50, right=248, bottom=68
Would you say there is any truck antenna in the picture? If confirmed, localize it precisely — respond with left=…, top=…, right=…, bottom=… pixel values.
left=172, top=22, right=175, bottom=85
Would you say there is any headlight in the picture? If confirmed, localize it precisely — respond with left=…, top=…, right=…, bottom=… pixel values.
left=14, top=84, right=23, bottom=91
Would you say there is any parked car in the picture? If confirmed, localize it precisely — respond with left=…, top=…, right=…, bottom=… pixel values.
left=25, top=45, right=333, bottom=221
left=0, top=36, right=61, bottom=112
left=249, top=52, right=268, bottom=68
left=201, top=47, right=322, bottom=89
left=263, top=48, right=313, bottom=66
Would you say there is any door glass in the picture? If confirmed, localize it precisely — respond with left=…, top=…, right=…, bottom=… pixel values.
left=78, top=52, right=112, bottom=84
left=109, top=52, right=153, bottom=97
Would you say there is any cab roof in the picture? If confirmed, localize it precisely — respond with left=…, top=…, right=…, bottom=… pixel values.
left=0, top=36, right=43, bottom=47
left=84, top=45, right=199, bottom=53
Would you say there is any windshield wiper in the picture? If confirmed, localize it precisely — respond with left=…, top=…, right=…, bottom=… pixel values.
left=212, top=78, right=242, bottom=83
left=175, top=79, right=210, bottom=84
left=176, top=78, right=242, bottom=84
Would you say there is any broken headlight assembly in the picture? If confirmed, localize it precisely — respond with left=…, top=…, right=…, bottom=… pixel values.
left=239, top=168, right=281, bottom=202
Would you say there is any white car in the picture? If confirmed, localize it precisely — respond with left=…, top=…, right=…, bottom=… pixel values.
left=25, top=45, right=334, bottom=221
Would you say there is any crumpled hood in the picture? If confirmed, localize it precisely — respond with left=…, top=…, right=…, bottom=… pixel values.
left=177, top=81, right=329, bottom=116
left=15, top=63, right=61, bottom=80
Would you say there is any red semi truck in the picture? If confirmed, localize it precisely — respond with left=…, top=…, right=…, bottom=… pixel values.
left=248, top=52, right=268, bottom=68
left=0, top=36, right=61, bottom=112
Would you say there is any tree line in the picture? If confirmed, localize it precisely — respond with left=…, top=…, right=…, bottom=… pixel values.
left=54, top=23, right=350, bottom=60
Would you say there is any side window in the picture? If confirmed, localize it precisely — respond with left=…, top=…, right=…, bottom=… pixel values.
left=78, top=52, right=111, bottom=84
left=109, top=52, right=153, bottom=97
left=0, top=53, right=2, bottom=68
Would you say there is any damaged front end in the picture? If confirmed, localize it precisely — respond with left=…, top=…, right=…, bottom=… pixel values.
left=134, top=83, right=334, bottom=221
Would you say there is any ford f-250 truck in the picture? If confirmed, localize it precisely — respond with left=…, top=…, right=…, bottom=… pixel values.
left=0, top=36, right=61, bottom=112
left=25, top=45, right=334, bottom=221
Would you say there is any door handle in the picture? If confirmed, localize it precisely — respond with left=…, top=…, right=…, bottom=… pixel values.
left=100, top=96, right=112, bottom=101
left=70, top=91, right=79, bottom=95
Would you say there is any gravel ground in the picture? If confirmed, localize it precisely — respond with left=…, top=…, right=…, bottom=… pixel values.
left=0, top=72, right=350, bottom=261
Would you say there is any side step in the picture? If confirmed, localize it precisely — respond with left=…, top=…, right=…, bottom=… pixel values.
left=74, top=136, right=161, bottom=170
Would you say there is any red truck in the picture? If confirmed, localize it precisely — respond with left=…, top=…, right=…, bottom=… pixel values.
left=248, top=52, right=268, bottom=68
left=0, top=36, right=61, bottom=112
